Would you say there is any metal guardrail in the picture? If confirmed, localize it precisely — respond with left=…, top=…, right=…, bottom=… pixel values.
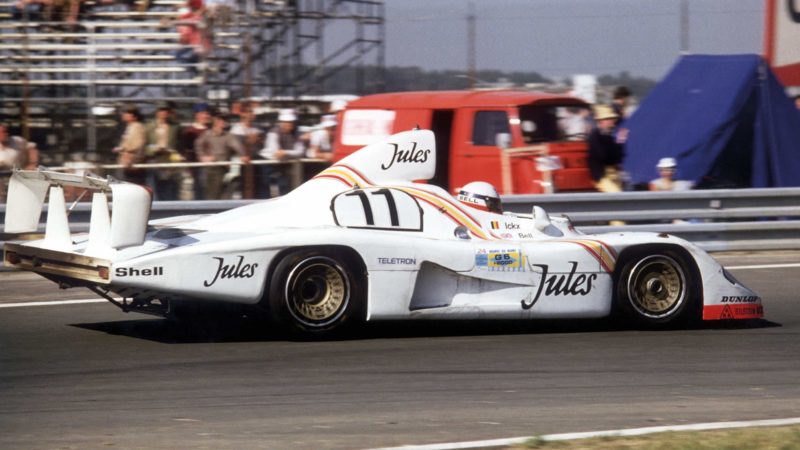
left=2, top=187, right=800, bottom=252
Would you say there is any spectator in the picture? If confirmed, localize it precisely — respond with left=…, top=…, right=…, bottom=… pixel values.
left=12, top=0, right=47, bottom=20
left=230, top=105, right=264, bottom=198
left=0, top=124, right=29, bottom=199
left=611, top=86, right=632, bottom=126
left=195, top=112, right=245, bottom=199
left=307, top=114, right=337, bottom=162
left=587, top=105, right=624, bottom=193
left=258, top=108, right=306, bottom=197
left=179, top=103, right=212, bottom=199
left=174, top=0, right=210, bottom=69
left=24, top=141, right=40, bottom=170
left=204, top=0, right=236, bottom=39
left=146, top=104, right=181, bottom=200
left=230, top=105, right=263, bottom=156
left=112, top=106, right=147, bottom=184
left=649, top=157, right=693, bottom=191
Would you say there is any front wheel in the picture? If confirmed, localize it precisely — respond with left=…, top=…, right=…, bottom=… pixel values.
left=268, top=251, right=364, bottom=335
left=616, top=250, right=699, bottom=327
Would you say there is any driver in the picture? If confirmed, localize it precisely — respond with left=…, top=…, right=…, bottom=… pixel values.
left=457, top=181, right=503, bottom=214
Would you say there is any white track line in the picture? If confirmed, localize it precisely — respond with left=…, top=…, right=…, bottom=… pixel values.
left=0, top=298, right=108, bottom=308
left=370, top=417, right=800, bottom=450
left=726, top=263, right=800, bottom=270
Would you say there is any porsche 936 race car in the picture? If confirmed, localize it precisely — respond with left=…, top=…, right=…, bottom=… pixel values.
left=3, top=129, right=762, bottom=335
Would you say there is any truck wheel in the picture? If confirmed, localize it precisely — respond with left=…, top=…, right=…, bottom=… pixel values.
left=269, top=251, right=363, bottom=335
left=616, top=250, right=698, bottom=327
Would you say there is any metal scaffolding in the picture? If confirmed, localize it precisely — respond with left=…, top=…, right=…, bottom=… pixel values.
left=0, top=0, right=386, bottom=160
left=210, top=0, right=385, bottom=98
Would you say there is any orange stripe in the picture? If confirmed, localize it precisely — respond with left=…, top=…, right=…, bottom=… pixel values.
left=315, top=173, right=353, bottom=186
left=339, top=164, right=375, bottom=186
left=398, top=187, right=491, bottom=240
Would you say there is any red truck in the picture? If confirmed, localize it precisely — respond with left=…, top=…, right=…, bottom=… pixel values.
left=333, top=90, right=595, bottom=194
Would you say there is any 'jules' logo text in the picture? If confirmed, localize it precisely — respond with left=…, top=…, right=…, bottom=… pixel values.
left=522, top=261, right=597, bottom=309
left=203, top=256, right=258, bottom=287
left=380, top=141, right=431, bottom=170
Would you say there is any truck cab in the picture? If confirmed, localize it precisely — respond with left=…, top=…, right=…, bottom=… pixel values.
left=333, top=90, right=595, bottom=194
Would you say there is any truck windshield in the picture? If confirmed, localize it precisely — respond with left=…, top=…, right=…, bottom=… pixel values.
left=518, top=105, right=591, bottom=143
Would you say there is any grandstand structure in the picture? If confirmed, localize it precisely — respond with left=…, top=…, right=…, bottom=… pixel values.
left=0, top=0, right=385, bottom=162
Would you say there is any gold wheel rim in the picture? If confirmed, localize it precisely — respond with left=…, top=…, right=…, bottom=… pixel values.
left=627, top=255, right=686, bottom=319
left=286, top=257, right=350, bottom=327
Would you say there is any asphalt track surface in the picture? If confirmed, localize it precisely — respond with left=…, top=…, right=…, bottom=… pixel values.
left=1, top=251, right=799, bottom=449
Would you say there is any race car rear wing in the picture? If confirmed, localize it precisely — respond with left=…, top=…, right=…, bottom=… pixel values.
left=4, top=170, right=152, bottom=256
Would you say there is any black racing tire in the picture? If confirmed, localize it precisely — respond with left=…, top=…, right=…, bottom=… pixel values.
left=268, top=250, right=364, bottom=336
left=615, top=249, right=700, bottom=328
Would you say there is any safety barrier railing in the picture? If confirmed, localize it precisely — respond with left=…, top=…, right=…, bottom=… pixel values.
left=2, top=163, right=800, bottom=252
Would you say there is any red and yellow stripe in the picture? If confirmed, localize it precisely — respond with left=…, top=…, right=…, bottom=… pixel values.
left=566, top=239, right=617, bottom=273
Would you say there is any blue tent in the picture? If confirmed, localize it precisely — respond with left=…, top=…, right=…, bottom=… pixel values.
left=623, top=54, right=800, bottom=188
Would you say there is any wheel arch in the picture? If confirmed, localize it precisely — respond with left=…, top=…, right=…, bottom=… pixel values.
left=613, top=243, right=704, bottom=320
left=261, top=245, right=369, bottom=307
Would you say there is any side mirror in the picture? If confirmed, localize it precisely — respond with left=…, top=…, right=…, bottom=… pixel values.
left=532, top=205, right=563, bottom=237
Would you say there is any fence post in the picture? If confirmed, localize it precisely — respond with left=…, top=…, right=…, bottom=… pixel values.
left=289, top=160, right=303, bottom=189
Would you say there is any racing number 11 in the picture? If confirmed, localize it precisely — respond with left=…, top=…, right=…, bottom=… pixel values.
left=346, top=189, right=400, bottom=227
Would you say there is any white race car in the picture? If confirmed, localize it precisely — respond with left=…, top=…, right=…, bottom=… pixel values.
left=3, top=130, right=762, bottom=335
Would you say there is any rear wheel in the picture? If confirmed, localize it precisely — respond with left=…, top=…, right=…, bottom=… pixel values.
left=269, top=250, right=364, bottom=335
left=616, top=250, right=699, bottom=327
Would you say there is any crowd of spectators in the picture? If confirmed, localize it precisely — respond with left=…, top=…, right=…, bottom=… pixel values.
left=106, top=100, right=340, bottom=201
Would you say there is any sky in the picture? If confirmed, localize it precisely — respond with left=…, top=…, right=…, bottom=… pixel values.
left=383, top=0, right=764, bottom=80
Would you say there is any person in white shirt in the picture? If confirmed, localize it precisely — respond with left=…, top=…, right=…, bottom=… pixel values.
left=307, top=114, right=336, bottom=162
left=257, top=109, right=306, bottom=198
left=649, top=157, right=693, bottom=191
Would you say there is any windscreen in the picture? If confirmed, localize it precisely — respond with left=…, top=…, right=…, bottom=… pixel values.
left=518, top=104, right=592, bottom=143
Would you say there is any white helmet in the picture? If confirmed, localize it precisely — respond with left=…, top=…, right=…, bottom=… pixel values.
left=457, top=181, right=502, bottom=214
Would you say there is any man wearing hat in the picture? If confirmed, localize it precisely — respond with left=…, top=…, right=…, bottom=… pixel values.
left=649, top=157, right=693, bottom=191
left=587, top=104, right=625, bottom=193
left=258, top=108, right=306, bottom=197
left=307, top=114, right=337, bottom=162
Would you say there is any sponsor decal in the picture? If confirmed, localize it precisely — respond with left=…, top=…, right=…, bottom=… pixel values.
left=522, top=261, right=598, bottom=310
left=475, top=249, right=488, bottom=267
left=203, top=255, right=258, bottom=287
left=489, top=221, right=519, bottom=230
left=380, top=141, right=431, bottom=170
left=378, top=257, right=417, bottom=265
left=476, top=248, right=525, bottom=272
left=703, top=303, right=763, bottom=320
left=720, top=296, right=760, bottom=303
left=489, top=250, right=522, bottom=270
left=115, top=266, right=164, bottom=277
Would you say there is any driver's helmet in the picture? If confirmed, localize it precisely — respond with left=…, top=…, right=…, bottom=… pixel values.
left=457, top=181, right=503, bottom=214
